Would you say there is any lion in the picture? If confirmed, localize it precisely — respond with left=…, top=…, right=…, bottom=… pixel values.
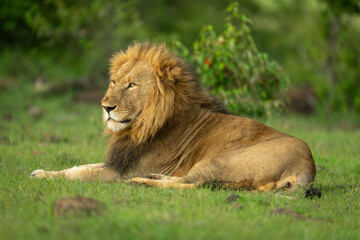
left=31, top=42, right=316, bottom=191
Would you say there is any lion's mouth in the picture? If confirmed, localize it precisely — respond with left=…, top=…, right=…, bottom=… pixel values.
left=118, top=119, right=131, bottom=124
left=105, top=111, right=132, bottom=124
left=108, top=118, right=131, bottom=124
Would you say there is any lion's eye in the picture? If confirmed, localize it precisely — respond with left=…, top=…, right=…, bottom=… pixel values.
left=127, top=83, right=136, bottom=89
left=111, top=80, right=115, bottom=87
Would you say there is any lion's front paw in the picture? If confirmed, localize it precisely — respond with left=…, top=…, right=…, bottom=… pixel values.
left=30, top=169, right=54, bottom=179
left=131, top=174, right=171, bottom=184
left=142, top=173, right=168, bottom=180
left=131, top=177, right=148, bottom=184
left=130, top=174, right=194, bottom=189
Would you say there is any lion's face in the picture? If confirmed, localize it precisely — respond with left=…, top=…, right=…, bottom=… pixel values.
left=102, top=61, right=156, bottom=132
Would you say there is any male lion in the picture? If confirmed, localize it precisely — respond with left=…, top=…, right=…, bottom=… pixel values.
left=31, top=42, right=316, bottom=191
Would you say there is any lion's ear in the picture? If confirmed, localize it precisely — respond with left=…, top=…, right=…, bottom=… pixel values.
left=109, top=52, right=126, bottom=76
left=168, top=65, right=182, bottom=80
left=158, top=65, right=181, bottom=85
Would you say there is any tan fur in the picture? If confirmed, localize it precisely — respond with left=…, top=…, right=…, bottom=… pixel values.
left=31, top=42, right=316, bottom=191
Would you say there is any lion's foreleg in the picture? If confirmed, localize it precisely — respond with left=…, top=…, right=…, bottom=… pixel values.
left=131, top=174, right=196, bottom=189
left=77, top=163, right=105, bottom=168
left=30, top=163, right=119, bottom=181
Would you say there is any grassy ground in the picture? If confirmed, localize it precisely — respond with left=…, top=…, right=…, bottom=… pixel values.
left=1, top=85, right=359, bottom=240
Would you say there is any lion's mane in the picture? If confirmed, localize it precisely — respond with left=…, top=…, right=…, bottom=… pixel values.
left=105, top=42, right=227, bottom=174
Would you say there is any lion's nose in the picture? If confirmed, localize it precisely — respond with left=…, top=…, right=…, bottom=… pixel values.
left=103, top=105, right=116, bottom=113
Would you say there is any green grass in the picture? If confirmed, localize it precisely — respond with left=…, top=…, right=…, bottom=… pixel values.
left=1, top=85, right=359, bottom=240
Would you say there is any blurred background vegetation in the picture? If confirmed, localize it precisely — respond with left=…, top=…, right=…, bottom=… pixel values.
left=0, top=0, right=359, bottom=116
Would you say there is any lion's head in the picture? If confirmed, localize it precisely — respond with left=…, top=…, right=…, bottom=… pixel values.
left=102, top=42, right=227, bottom=145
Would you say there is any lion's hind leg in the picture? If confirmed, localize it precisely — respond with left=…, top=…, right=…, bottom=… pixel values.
left=131, top=174, right=196, bottom=189
left=257, top=182, right=277, bottom=192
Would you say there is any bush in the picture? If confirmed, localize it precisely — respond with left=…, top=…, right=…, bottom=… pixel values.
left=0, top=0, right=140, bottom=85
left=173, top=3, right=287, bottom=116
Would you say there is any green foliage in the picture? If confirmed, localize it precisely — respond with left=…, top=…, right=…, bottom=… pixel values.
left=174, top=3, right=287, bottom=116
left=333, top=26, right=360, bottom=111
left=321, top=0, right=360, bottom=112
left=0, top=0, right=141, bottom=86
left=1, top=0, right=359, bottom=113
left=321, top=0, right=360, bottom=15
left=250, top=0, right=360, bottom=113
left=0, top=0, right=138, bottom=49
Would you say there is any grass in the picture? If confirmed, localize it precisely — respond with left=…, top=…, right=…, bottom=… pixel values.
left=1, top=84, right=359, bottom=240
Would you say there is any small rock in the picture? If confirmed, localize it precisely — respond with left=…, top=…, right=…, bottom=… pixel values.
left=2, top=113, right=13, bottom=121
left=0, top=135, right=10, bottom=145
left=32, top=151, right=46, bottom=156
left=52, top=196, right=104, bottom=217
left=271, top=207, right=322, bottom=222
left=230, top=202, right=244, bottom=210
left=271, top=208, right=296, bottom=216
left=285, top=86, right=317, bottom=115
left=28, top=106, right=44, bottom=118
left=34, top=77, right=48, bottom=92
left=304, top=187, right=322, bottom=199
left=316, top=165, right=328, bottom=171
left=74, top=90, right=104, bottom=103
left=225, top=194, right=240, bottom=203
left=41, top=134, right=68, bottom=143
